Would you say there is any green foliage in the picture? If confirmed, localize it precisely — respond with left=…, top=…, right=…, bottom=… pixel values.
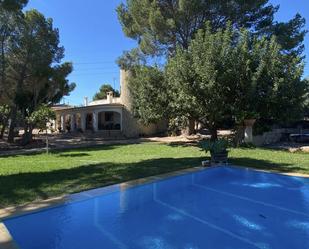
left=0, top=0, right=27, bottom=11
left=0, top=9, right=75, bottom=143
left=165, top=23, right=237, bottom=136
left=129, top=66, right=168, bottom=124
left=0, top=104, right=10, bottom=136
left=199, top=139, right=229, bottom=154
left=270, top=13, right=307, bottom=57
left=0, top=104, right=10, bottom=123
left=93, top=84, right=120, bottom=101
left=165, top=23, right=307, bottom=137
left=26, top=105, right=55, bottom=131
left=116, top=48, right=146, bottom=70
left=118, top=1, right=308, bottom=136
left=117, top=0, right=279, bottom=57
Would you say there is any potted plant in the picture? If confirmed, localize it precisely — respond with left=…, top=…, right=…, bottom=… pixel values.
left=199, top=138, right=229, bottom=165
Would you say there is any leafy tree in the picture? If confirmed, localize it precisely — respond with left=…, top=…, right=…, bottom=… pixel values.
left=0, top=0, right=27, bottom=11
left=269, top=13, right=307, bottom=57
left=3, top=10, right=75, bottom=143
left=128, top=66, right=167, bottom=124
left=165, top=24, right=235, bottom=140
left=117, top=0, right=278, bottom=56
left=117, top=0, right=307, bottom=134
left=0, top=7, right=23, bottom=104
left=165, top=24, right=308, bottom=140
left=93, top=84, right=120, bottom=101
left=0, top=104, right=10, bottom=138
left=26, top=105, right=55, bottom=132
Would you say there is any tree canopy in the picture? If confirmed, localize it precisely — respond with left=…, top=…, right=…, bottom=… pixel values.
left=93, top=84, right=120, bottom=101
left=0, top=7, right=75, bottom=143
left=129, top=23, right=308, bottom=139
left=128, top=66, right=167, bottom=124
left=117, top=0, right=308, bottom=139
left=117, top=0, right=306, bottom=60
left=0, top=0, right=28, bottom=11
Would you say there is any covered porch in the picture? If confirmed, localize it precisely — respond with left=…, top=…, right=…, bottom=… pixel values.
left=54, top=104, right=124, bottom=133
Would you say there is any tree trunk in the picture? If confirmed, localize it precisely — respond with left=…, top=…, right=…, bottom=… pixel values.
left=21, top=125, right=33, bottom=145
left=233, top=124, right=245, bottom=146
left=0, top=121, right=7, bottom=139
left=7, top=107, right=17, bottom=143
left=188, top=118, right=195, bottom=135
left=210, top=128, right=218, bottom=141
left=182, top=117, right=196, bottom=136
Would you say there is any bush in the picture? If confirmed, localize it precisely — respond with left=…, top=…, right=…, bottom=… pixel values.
left=199, top=138, right=229, bottom=154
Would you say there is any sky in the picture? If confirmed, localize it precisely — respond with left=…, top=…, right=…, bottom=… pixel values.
left=25, top=0, right=309, bottom=106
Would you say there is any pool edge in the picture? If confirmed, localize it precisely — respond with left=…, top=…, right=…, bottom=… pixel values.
left=0, top=222, right=19, bottom=249
left=0, top=166, right=207, bottom=221
left=1, top=164, right=308, bottom=221
left=230, top=164, right=309, bottom=179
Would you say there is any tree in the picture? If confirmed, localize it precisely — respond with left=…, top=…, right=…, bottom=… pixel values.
left=165, top=24, right=235, bottom=140
left=2, top=10, right=75, bottom=143
left=26, top=105, right=55, bottom=132
left=117, top=0, right=278, bottom=56
left=0, top=104, right=10, bottom=138
left=0, top=0, right=28, bottom=11
left=128, top=66, right=167, bottom=124
left=0, top=7, right=22, bottom=104
left=117, top=0, right=307, bottom=134
left=93, top=84, right=120, bottom=101
left=165, top=24, right=308, bottom=140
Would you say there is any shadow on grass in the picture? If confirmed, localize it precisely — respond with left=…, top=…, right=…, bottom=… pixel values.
left=0, top=156, right=203, bottom=207
left=0, top=144, right=121, bottom=158
left=1, top=150, right=307, bottom=208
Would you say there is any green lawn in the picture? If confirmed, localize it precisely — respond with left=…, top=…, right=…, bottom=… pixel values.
left=0, top=142, right=308, bottom=208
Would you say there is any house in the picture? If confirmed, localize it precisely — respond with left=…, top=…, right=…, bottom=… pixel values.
left=52, top=70, right=167, bottom=138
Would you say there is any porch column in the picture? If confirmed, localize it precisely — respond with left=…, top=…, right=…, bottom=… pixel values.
left=120, top=111, right=123, bottom=131
left=60, top=114, right=65, bottom=132
left=70, top=113, right=75, bottom=132
left=93, top=111, right=98, bottom=132
left=54, top=115, right=59, bottom=131
left=81, top=113, right=86, bottom=131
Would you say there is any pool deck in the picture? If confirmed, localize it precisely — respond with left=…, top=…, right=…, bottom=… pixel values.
left=1, top=164, right=309, bottom=249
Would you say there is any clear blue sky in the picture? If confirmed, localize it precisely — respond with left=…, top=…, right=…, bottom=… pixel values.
left=26, top=0, right=309, bottom=106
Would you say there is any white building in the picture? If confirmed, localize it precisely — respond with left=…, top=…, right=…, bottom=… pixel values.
left=52, top=70, right=166, bottom=138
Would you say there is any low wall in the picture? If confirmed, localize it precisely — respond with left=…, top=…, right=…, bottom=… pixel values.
left=253, top=129, right=283, bottom=146
left=252, top=128, right=309, bottom=146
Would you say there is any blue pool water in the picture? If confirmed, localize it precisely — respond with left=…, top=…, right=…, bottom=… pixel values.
left=4, top=166, right=309, bottom=249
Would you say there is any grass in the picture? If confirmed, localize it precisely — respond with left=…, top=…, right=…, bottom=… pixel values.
left=0, top=142, right=308, bottom=208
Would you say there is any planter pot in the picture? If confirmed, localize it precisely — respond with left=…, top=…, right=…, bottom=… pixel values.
left=211, top=150, right=228, bottom=164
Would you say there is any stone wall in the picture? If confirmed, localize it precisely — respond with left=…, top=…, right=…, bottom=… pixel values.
left=252, top=128, right=309, bottom=146
left=252, top=129, right=284, bottom=146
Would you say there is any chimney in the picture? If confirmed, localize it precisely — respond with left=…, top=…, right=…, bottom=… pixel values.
left=84, top=97, right=88, bottom=106
left=107, top=91, right=113, bottom=104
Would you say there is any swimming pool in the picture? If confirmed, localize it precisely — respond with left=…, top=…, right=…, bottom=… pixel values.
left=3, top=166, right=309, bottom=249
